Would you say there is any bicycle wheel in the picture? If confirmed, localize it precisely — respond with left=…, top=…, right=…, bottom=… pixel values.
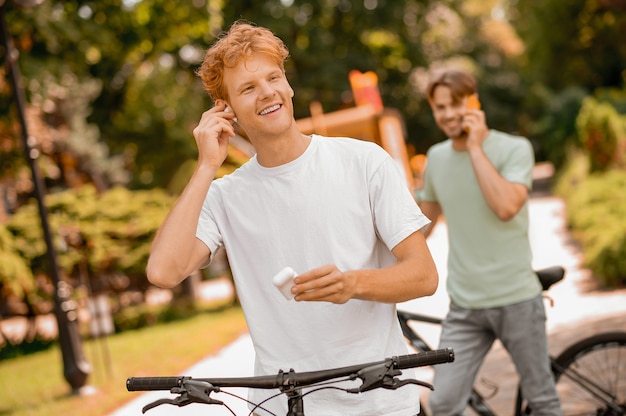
left=551, top=332, right=626, bottom=415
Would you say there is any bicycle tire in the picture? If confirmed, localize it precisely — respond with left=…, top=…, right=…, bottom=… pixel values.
left=522, top=331, right=626, bottom=415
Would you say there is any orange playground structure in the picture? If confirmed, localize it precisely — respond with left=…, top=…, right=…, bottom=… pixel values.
left=296, top=70, right=422, bottom=189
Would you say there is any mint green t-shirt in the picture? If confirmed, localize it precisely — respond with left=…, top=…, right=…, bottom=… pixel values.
left=420, top=130, right=541, bottom=309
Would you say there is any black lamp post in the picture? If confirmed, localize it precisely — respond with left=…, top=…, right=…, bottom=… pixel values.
left=0, top=0, right=92, bottom=393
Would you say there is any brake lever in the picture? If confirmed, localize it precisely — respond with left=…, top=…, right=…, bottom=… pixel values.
left=142, top=397, right=188, bottom=414
left=141, top=380, right=224, bottom=414
left=391, top=378, right=434, bottom=390
left=347, top=360, right=399, bottom=392
left=347, top=358, right=435, bottom=393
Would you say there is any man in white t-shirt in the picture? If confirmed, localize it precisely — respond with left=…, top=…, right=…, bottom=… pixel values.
left=146, top=20, right=439, bottom=416
left=418, top=68, right=561, bottom=415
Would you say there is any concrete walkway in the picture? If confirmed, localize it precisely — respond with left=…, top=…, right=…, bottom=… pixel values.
left=112, top=164, right=626, bottom=416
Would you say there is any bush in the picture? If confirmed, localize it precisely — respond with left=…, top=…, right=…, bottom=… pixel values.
left=529, top=86, right=586, bottom=169
left=0, top=225, right=34, bottom=299
left=0, top=336, right=55, bottom=360
left=553, top=149, right=590, bottom=198
left=2, top=185, right=174, bottom=302
left=576, top=97, right=626, bottom=172
left=111, top=298, right=232, bottom=333
left=555, top=157, right=626, bottom=287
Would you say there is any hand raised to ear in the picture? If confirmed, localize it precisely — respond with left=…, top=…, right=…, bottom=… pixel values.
left=192, top=102, right=236, bottom=170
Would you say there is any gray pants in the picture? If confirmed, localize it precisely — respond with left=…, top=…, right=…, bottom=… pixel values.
left=429, top=294, right=562, bottom=415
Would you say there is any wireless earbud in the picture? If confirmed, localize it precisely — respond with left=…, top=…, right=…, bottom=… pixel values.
left=224, top=106, right=238, bottom=123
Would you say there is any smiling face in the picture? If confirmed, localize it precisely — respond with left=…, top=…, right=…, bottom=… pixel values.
left=222, top=54, right=295, bottom=143
left=429, top=85, right=469, bottom=141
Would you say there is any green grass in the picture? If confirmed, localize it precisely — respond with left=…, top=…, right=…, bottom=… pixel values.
left=0, top=305, right=247, bottom=416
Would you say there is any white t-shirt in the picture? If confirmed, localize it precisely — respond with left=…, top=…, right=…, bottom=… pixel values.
left=197, top=135, right=430, bottom=415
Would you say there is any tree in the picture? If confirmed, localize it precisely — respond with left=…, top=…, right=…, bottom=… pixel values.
left=505, top=0, right=626, bottom=167
left=513, top=0, right=626, bottom=92
left=3, top=0, right=535, bottom=191
left=2, top=0, right=219, bottom=190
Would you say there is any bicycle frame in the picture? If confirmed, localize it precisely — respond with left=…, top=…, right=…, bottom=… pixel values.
left=397, top=309, right=499, bottom=416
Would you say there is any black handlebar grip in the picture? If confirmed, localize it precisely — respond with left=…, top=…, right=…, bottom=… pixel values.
left=396, top=348, right=455, bottom=369
left=126, top=376, right=187, bottom=391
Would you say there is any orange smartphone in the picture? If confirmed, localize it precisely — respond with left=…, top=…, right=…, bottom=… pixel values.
left=463, top=94, right=480, bottom=134
left=467, top=94, right=481, bottom=110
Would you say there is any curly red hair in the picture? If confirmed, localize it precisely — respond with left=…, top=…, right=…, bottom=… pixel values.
left=197, top=21, right=290, bottom=102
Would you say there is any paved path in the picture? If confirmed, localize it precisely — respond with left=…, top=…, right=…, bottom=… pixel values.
left=112, top=164, right=626, bottom=416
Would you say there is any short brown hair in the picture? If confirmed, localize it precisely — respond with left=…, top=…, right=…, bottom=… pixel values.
left=425, top=68, right=477, bottom=103
left=197, top=21, right=290, bottom=102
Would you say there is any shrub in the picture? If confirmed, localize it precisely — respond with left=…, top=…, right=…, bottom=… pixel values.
left=576, top=97, right=626, bottom=172
left=111, top=298, right=232, bottom=333
left=0, top=337, right=55, bottom=360
left=2, top=185, right=174, bottom=302
left=556, top=161, right=626, bottom=287
left=529, top=86, right=586, bottom=170
left=0, top=225, right=34, bottom=299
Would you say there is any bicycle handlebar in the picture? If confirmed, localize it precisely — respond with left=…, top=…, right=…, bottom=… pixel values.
left=127, top=347, right=454, bottom=392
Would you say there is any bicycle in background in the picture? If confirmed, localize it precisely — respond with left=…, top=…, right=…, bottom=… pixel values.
left=398, top=266, right=626, bottom=415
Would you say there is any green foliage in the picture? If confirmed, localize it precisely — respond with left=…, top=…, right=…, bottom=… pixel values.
left=0, top=224, right=34, bottom=298
left=555, top=155, right=626, bottom=287
left=576, top=97, right=626, bottom=172
left=111, top=298, right=230, bottom=333
left=112, top=301, right=171, bottom=332
left=513, top=0, right=626, bottom=92
left=2, top=0, right=537, bottom=187
left=3, top=185, right=173, bottom=298
left=554, top=95, right=626, bottom=286
left=525, top=86, right=586, bottom=167
left=553, top=149, right=590, bottom=197
left=3, top=0, right=217, bottom=190
left=0, top=336, right=55, bottom=360
left=510, top=0, right=626, bottom=169
left=595, top=87, right=626, bottom=114
left=3, top=0, right=624, bottom=191
left=1, top=32, right=131, bottom=189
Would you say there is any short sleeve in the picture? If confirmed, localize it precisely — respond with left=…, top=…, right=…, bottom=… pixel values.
left=417, top=148, right=438, bottom=202
left=498, top=137, right=534, bottom=189
left=368, top=153, right=431, bottom=250
left=196, top=188, right=224, bottom=262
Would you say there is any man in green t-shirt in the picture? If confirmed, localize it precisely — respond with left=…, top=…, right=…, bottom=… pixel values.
left=418, top=68, right=561, bottom=415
